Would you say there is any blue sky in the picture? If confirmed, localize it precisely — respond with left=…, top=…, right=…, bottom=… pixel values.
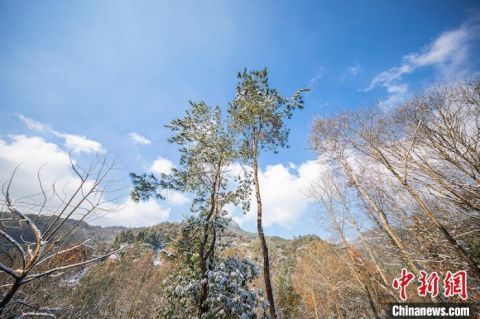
left=1, top=1, right=479, bottom=238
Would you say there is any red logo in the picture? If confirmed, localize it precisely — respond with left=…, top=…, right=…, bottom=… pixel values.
left=418, top=271, right=440, bottom=298
left=392, top=269, right=468, bottom=301
left=392, top=268, right=415, bottom=301
left=443, top=270, right=468, bottom=300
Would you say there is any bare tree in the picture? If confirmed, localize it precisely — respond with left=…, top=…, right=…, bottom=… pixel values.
left=0, top=156, right=120, bottom=318
left=292, top=239, right=372, bottom=318
left=311, top=168, right=412, bottom=317
left=311, top=79, right=480, bottom=306
left=345, top=100, right=480, bottom=278
left=316, top=168, right=400, bottom=296
left=311, top=117, right=423, bottom=280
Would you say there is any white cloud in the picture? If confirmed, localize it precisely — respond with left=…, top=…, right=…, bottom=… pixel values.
left=406, top=28, right=469, bottom=71
left=17, top=114, right=105, bottom=154
left=129, top=132, right=152, bottom=145
left=163, top=190, right=189, bottom=206
left=0, top=135, right=109, bottom=221
left=0, top=135, right=74, bottom=201
left=148, top=156, right=189, bottom=205
left=93, top=198, right=170, bottom=227
left=380, top=83, right=409, bottom=109
left=365, top=16, right=480, bottom=107
left=0, top=135, right=173, bottom=227
left=62, top=133, right=104, bottom=154
left=150, top=156, right=174, bottom=175
left=16, top=114, right=51, bottom=132
left=232, top=160, right=325, bottom=228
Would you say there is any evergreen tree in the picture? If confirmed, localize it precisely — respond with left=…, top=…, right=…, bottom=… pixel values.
left=228, top=69, right=307, bottom=319
left=131, top=101, right=259, bottom=318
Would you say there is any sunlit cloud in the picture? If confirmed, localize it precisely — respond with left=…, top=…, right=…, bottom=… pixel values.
left=365, top=15, right=480, bottom=107
left=17, top=114, right=105, bottom=154
left=129, top=132, right=152, bottom=145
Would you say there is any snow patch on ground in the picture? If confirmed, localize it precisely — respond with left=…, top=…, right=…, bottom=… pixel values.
left=108, top=253, right=120, bottom=261
left=62, top=266, right=90, bottom=286
left=152, top=247, right=163, bottom=267
left=152, top=255, right=162, bottom=266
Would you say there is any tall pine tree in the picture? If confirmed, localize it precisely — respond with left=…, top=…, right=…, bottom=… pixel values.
left=131, top=101, right=259, bottom=318
left=228, top=69, right=307, bottom=319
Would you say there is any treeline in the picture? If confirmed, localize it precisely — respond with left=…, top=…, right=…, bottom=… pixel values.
left=113, top=229, right=163, bottom=249
left=113, top=223, right=181, bottom=250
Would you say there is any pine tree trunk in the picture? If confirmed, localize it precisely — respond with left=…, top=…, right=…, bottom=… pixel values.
left=198, top=159, right=223, bottom=318
left=253, top=154, right=277, bottom=319
left=198, top=255, right=208, bottom=318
